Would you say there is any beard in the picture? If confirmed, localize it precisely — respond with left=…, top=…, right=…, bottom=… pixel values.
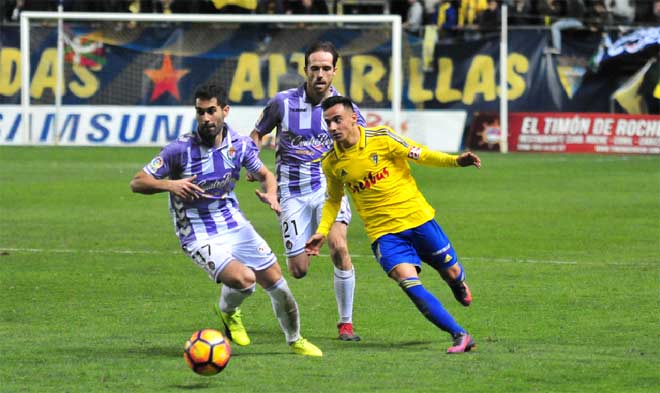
left=197, top=122, right=221, bottom=147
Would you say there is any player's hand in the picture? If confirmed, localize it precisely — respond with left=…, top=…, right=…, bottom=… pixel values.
left=457, top=151, right=481, bottom=168
left=255, top=190, right=281, bottom=215
left=305, top=233, right=326, bottom=256
left=168, top=175, right=204, bottom=200
left=246, top=172, right=258, bottom=182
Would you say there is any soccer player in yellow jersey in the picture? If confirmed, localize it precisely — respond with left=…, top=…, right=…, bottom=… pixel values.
left=305, top=96, right=481, bottom=353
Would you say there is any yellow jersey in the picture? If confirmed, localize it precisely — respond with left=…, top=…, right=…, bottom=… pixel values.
left=318, top=125, right=459, bottom=243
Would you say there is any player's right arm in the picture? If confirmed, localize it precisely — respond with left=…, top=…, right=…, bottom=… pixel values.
left=306, top=158, right=344, bottom=256
left=313, top=158, right=344, bottom=236
left=306, top=175, right=343, bottom=254
left=249, top=129, right=264, bottom=150
left=130, top=171, right=204, bottom=200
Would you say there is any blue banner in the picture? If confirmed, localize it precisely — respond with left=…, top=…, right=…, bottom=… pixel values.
left=0, top=24, right=657, bottom=113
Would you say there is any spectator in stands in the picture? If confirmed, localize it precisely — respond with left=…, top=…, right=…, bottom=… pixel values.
left=285, top=0, right=329, bottom=14
left=19, top=0, right=56, bottom=12
left=423, top=0, right=441, bottom=24
left=403, top=0, right=425, bottom=35
left=258, top=0, right=285, bottom=13
left=508, top=0, right=534, bottom=25
left=536, top=0, right=560, bottom=24
left=586, top=0, right=613, bottom=28
left=80, top=0, right=129, bottom=13
left=458, top=0, right=488, bottom=27
left=478, top=0, right=501, bottom=30
left=126, top=1, right=209, bottom=19
left=566, top=0, right=587, bottom=19
left=1, top=0, right=12, bottom=22
left=634, top=0, right=660, bottom=24
left=539, top=0, right=585, bottom=54
left=608, top=0, right=634, bottom=24
left=437, top=0, right=460, bottom=37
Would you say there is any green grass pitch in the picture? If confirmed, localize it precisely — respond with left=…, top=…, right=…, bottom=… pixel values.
left=0, top=146, right=658, bottom=392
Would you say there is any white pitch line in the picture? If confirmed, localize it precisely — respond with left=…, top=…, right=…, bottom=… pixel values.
left=0, top=247, right=178, bottom=255
left=1, top=247, right=653, bottom=267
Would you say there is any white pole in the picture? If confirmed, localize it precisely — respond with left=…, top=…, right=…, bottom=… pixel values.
left=392, top=16, right=402, bottom=133
left=20, top=13, right=31, bottom=144
left=499, top=4, right=509, bottom=153
left=55, top=2, right=64, bottom=145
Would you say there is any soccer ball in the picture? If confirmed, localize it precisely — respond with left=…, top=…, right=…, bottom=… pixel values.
left=183, top=328, right=231, bottom=376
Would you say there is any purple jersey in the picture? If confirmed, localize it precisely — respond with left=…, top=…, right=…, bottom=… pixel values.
left=142, top=125, right=263, bottom=246
left=254, top=84, right=365, bottom=199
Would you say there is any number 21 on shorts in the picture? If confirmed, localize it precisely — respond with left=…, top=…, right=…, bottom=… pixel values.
left=282, top=219, right=299, bottom=239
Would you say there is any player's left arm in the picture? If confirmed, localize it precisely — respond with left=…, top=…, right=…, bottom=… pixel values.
left=456, top=151, right=481, bottom=168
left=388, top=130, right=481, bottom=168
left=243, top=138, right=281, bottom=214
left=415, top=147, right=481, bottom=168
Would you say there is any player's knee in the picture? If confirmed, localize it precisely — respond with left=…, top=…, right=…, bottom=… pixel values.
left=224, top=269, right=256, bottom=288
left=286, top=256, right=309, bottom=279
left=288, top=266, right=307, bottom=279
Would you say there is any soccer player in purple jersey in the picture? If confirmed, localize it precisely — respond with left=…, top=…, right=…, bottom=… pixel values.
left=250, top=42, right=364, bottom=341
left=130, top=84, right=322, bottom=357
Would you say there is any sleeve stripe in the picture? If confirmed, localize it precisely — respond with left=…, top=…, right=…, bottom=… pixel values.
left=365, top=128, right=409, bottom=147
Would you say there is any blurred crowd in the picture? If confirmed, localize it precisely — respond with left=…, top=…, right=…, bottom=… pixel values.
left=2, top=0, right=659, bottom=29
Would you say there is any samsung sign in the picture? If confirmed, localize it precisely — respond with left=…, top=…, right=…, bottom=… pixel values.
left=0, top=105, right=466, bottom=152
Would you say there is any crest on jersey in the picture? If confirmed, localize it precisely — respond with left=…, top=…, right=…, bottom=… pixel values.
left=370, top=153, right=379, bottom=164
left=228, top=146, right=236, bottom=159
left=257, top=244, right=272, bottom=255
left=408, top=146, right=422, bottom=160
left=148, top=156, right=164, bottom=172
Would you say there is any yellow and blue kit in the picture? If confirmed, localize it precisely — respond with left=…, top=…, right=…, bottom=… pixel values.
left=317, top=125, right=460, bottom=243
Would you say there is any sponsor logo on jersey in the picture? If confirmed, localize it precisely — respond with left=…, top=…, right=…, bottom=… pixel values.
left=347, top=167, right=389, bottom=193
left=290, top=133, right=332, bottom=148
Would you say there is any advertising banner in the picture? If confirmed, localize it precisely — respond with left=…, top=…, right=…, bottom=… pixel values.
left=0, top=105, right=466, bottom=150
left=508, top=113, right=660, bottom=154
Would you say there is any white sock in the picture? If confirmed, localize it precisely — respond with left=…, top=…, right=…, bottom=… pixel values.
left=333, top=266, right=355, bottom=324
left=265, top=278, right=300, bottom=344
left=218, top=283, right=256, bottom=313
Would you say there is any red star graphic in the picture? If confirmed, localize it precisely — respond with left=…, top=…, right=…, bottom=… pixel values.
left=144, top=53, right=189, bottom=102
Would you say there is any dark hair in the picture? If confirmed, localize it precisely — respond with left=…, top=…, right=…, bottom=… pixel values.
left=304, top=41, right=339, bottom=68
left=194, top=84, right=228, bottom=107
left=321, top=95, right=354, bottom=112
